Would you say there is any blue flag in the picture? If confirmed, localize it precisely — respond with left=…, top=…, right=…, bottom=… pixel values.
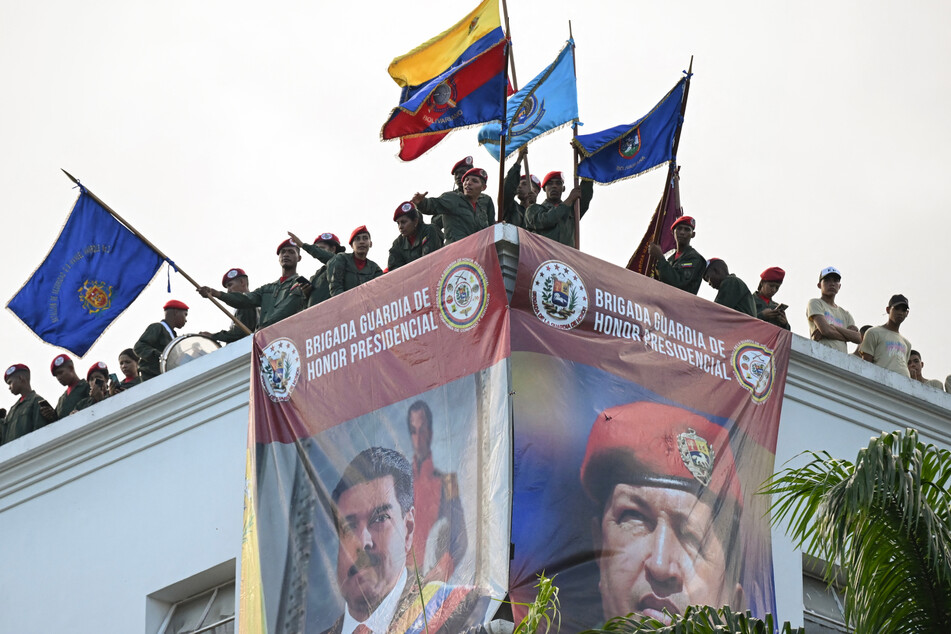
left=478, top=41, right=578, bottom=161
left=7, top=189, right=164, bottom=356
left=573, top=77, right=687, bottom=184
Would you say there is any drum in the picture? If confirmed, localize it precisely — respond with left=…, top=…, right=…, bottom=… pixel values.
left=160, top=334, right=221, bottom=373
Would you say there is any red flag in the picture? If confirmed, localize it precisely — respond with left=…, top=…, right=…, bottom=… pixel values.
left=626, top=164, right=682, bottom=275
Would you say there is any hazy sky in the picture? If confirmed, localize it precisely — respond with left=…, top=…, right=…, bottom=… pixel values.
left=3, top=0, right=950, bottom=402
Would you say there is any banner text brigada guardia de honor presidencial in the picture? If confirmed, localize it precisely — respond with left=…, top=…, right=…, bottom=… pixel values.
left=241, top=229, right=511, bottom=634
left=508, top=230, right=792, bottom=632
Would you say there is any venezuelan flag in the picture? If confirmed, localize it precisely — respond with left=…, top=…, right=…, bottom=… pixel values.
left=382, top=37, right=508, bottom=143
left=388, top=0, right=503, bottom=89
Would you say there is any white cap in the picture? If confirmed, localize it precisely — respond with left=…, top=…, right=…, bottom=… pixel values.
left=819, top=266, right=842, bottom=281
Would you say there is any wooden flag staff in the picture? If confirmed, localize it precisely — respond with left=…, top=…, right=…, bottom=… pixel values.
left=569, top=21, right=581, bottom=249
left=61, top=169, right=252, bottom=336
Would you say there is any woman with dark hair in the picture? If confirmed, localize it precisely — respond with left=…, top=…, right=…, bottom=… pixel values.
left=115, top=348, right=140, bottom=392
left=388, top=201, right=443, bottom=272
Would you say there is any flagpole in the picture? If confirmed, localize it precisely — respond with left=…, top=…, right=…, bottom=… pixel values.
left=642, top=56, right=693, bottom=273
left=568, top=22, right=581, bottom=249
left=496, top=39, right=509, bottom=223
left=671, top=55, right=693, bottom=158
left=60, top=170, right=253, bottom=336
left=500, top=0, right=531, bottom=183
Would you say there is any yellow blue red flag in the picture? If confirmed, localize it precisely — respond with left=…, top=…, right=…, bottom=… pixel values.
left=387, top=0, right=502, bottom=89
left=382, top=37, right=508, bottom=161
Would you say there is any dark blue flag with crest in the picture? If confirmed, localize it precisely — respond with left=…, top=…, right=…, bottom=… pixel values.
left=573, top=77, right=687, bottom=184
left=7, top=188, right=164, bottom=356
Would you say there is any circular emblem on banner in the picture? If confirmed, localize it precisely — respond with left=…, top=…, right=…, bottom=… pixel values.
left=437, top=259, right=489, bottom=331
left=510, top=94, right=546, bottom=136
left=259, top=337, right=302, bottom=402
left=530, top=260, right=588, bottom=330
left=618, top=128, right=641, bottom=159
left=731, top=340, right=775, bottom=403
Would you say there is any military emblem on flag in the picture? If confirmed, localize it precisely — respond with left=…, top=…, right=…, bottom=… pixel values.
left=510, top=95, right=546, bottom=136
left=618, top=129, right=641, bottom=159
left=78, top=279, right=114, bottom=314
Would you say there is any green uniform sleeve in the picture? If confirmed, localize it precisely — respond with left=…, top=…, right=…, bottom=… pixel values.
left=218, top=288, right=263, bottom=309
left=388, top=238, right=409, bottom=272
left=526, top=201, right=572, bottom=230
left=133, top=323, right=164, bottom=372
left=579, top=180, right=594, bottom=218
left=300, top=243, right=335, bottom=264
left=416, top=195, right=445, bottom=217
left=328, top=254, right=348, bottom=297
left=423, top=224, right=444, bottom=252
left=261, top=287, right=305, bottom=328
left=502, top=162, right=521, bottom=222
left=655, top=248, right=706, bottom=294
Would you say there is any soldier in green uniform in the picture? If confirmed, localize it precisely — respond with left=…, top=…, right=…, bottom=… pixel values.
left=75, top=362, right=110, bottom=411
left=328, top=226, right=384, bottom=297
left=50, top=353, right=89, bottom=417
left=525, top=170, right=593, bottom=247
left=134, top=299, right=189, bottom=381
left=703, top=258, right=757, bottom=317
left=388, top=202, right=443, bottom=271
left=287, top=231, right=346, bottom=308
left=753, top=267, right=790, bottom=330
left=198, top=239, right=308, bottom=329
left=501, top=147, right=540, bottom=228
left=200, top=268, right=259, bottom=343
left=2, top=364, right=57, bottom=445
left=114, top=348, right=141, bottom=392
left=648, top=215, right=706, bottom=295
left=412, top=167, right=494, bottom=243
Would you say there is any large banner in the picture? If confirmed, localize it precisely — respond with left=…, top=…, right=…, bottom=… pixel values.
left=241, top=230, right=511, bottom=634
left=509, top=230, right=792, bottom=631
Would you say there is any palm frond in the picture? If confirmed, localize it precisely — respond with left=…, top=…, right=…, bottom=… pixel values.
left=762, top=429, right=951, bottom=633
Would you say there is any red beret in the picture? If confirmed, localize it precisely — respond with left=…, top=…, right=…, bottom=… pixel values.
left=164, top=299, right=189, bottom=311
left=349, top=225, right=370, bottom=245
left=87, top=361, right=109, bottom=381
left=760, top=267, right=785, bottom=283
left=276, top=238, right=300, bottom=255
left=462, top=167, right=487, bottom=184
left=580, top=402, right=741, bottom=507
left=221, top=268, right=247, bottom=288
left=4, top=364, right=29, bottom=380
left=671, top=215, right=696, bottom=231
left=314, top=232, right=343, bottom=252
left=51, top=354, right=73, bottom=374
left=393, top=202, right=417, bottom=221
left=541, top=171, right=564, bottom=189
left=451, top=156, right=474, bottom=174
left=520, top=174, right=542, bottom=188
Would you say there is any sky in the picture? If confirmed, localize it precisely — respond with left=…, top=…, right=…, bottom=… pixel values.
left=2, top=0, right=950, bottom=403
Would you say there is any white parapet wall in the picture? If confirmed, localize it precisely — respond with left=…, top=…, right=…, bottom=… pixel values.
left=0, top=338, right=252, bottom=634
